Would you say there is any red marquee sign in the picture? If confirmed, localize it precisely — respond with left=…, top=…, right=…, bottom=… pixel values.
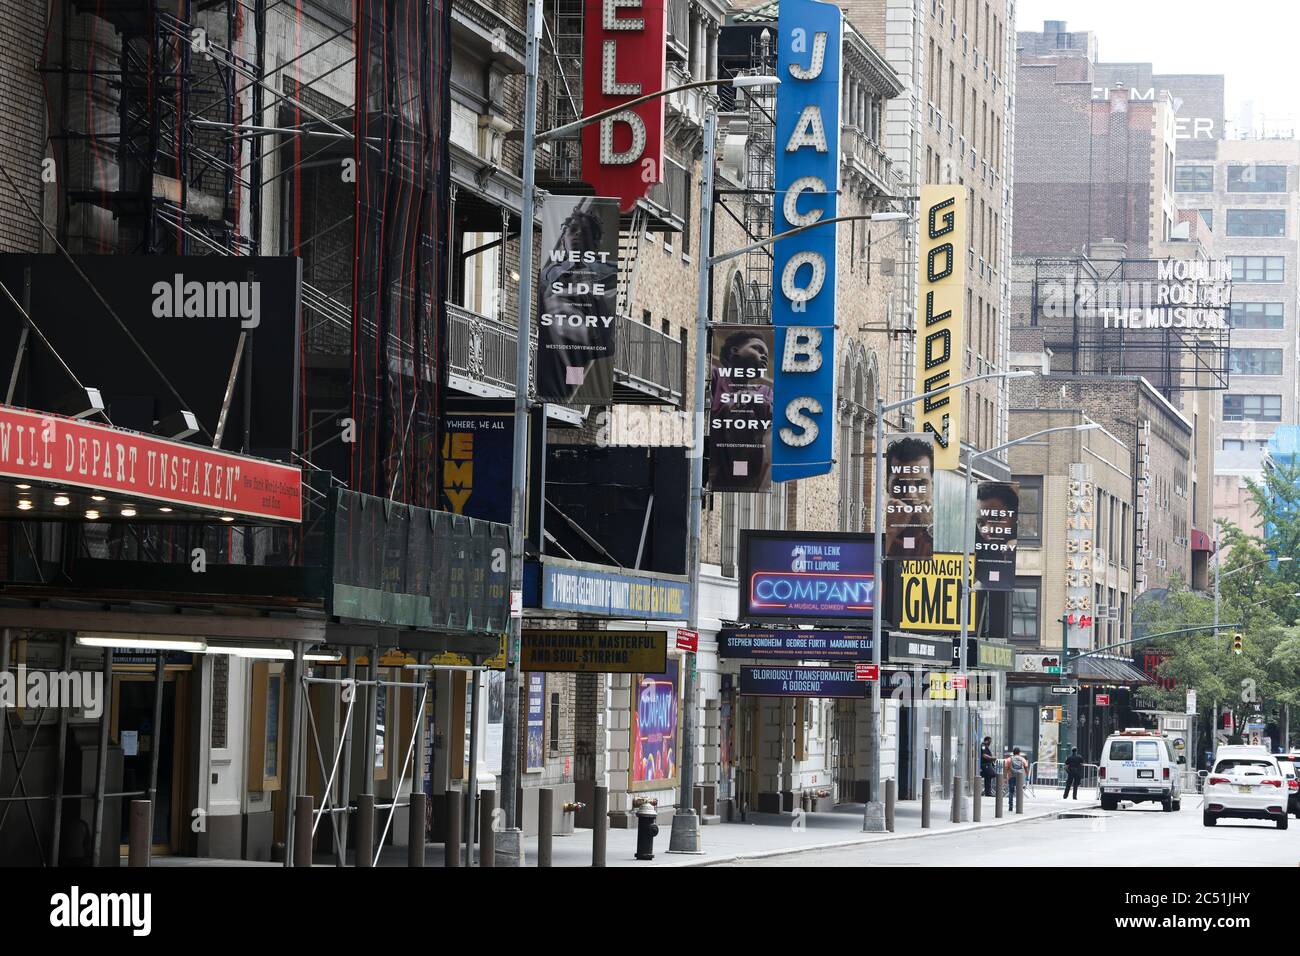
left=0, top=405, right=302, bottom=522
left=581, top=0, right=666, bottom=210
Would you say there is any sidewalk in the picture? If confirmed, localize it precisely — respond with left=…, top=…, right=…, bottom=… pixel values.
left=373, top=785, right=1101, bottom=868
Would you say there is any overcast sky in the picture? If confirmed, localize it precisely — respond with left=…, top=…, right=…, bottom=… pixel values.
left=1014, top=0, right=1300, bottom=136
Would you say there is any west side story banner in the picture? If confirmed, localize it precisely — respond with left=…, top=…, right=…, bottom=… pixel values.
left=974, top=480, right=1019, bottom=591
left=883, top=434, right=934, bottom=558
left=771, top=0, right=843, bottom=483
left=915, top=186, right=967, bottom=469
left=536, top=196, right=621, bottom=404
left=708, top=324, right=774, bottom=491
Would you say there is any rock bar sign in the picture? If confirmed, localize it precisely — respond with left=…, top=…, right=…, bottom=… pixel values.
left=521, top=629, right=668, bottom=673
left=0, top=404, right=301, bottom=522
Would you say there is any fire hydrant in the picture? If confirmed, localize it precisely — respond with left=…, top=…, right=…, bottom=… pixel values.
left=634, top=801, right=659, bottom=860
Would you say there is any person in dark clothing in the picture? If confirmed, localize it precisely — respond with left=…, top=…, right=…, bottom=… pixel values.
left=1063, top=747, right=1085, bottom=799
left=980, top=737, right=995, bottom=796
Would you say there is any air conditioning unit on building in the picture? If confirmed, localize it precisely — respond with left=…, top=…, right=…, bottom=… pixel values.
left=1108, top=606, right=1120, bottom=621
left=1157, top=558, right=1168, bottom=569
left=1096, top=603, right=1109, bottom=617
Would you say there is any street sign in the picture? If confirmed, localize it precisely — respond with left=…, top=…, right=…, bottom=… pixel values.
left=854, top=663, right=879, bottom=682
left=1051, top=685, right=1079, bottom=696
left=1186, top=688, right=1197, bottom=715
left=1096, top=693, right=1110, bottom=706
left=952, top=673, right=968, bottom=689
left=676, top=628, right=699, bottom=653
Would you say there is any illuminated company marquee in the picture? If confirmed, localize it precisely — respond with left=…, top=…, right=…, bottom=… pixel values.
left=740, top=530, right=875, bottom=621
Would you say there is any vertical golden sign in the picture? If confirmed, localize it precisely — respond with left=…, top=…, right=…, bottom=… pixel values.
left=915, top=185, right=967, bottom=470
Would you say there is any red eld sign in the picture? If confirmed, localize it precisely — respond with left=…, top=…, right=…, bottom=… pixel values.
left=0, top=405, right=302, bottom=522
left=581, top=0, right=666, bottom=210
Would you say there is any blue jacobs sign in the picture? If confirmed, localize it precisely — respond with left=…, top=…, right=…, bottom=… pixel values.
left=539, top=561, right=690, bottom=621
left=771, top=0, right=843, bottom=483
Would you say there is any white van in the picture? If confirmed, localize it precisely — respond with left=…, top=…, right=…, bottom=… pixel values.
left=1098, top=728, right=1183, bottom=811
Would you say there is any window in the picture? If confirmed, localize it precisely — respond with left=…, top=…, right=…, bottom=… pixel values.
left=1196, top=209, right=1213, bottom=230
left=1015, top=476, right=1042, bottom=543
left=1135, top=740, right=1161, bottom=760
left=1226, top=209, right=1286, bottom=237
left=1174, top=165, right=1213, bottom=192
left=1227, top=164, right=1288, bottom=192
left=1230, top=302, right=1284, bottom=329
left=1230, top=256, right=1285, bottom=282
left=1223, top=394, right=1282, bottom=422
left=1230, top=348, right=1283, bottom=375
left=1223, top=439, right=1245, bottom=451
left=1108, top=740, right=1133, bottom=761
left=1011, top=581, right=1040, bottom=643
left=549, top=692, right=560, bottom=753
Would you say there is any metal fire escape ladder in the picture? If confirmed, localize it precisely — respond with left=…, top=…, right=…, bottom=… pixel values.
left=616, top=204, right=647, bottom=318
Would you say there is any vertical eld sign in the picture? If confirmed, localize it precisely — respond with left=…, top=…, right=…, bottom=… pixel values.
left=581, top=0, right=667, bottom=211
left=771, top=0, right=843, bottom=483
left=915, top=186, right=966, bottom=469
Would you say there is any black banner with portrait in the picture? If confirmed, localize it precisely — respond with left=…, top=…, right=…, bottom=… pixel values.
left=536, top=196, right=620, bottom=404
left=974, top=481, right=1019, bottom=591
left=707, top=324, right=774, bottom=491
left=883, top=434, right=934, bottom=559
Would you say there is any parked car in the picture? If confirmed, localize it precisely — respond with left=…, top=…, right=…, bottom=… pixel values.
left=1203, top=746, right=1289, bottom=829
left=1098, top=728, right=1182, bottom=811
left=1275, top=753, right=1300, bottom=819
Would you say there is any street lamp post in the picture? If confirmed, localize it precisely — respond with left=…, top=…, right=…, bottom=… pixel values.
left=953, top=422, right=1099, bottom=821
left=862, top=368, right=1036, bottom=831
left=498, top=33, right=779, bottom=862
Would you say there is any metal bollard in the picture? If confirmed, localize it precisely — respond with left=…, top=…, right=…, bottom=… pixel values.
left=973, top=784, right=982, bottom=823
left=408, top=792, right=426, bottom=868
left=920, top=778, right=931, bottom=828
left=479, top=789, right=496, bottom=868
left=592, top=786, right=608, bottom=867
left=128, top=800, right=151, bottom=868
left=355, top=794, right=375, bottom=868
left=694, top=785, right=705, bottom=819
left=538, top=788, right=554, bottom=868
left=885, top=779, right=896, bottom=832
left=995, top=771, right=1004, bottom=818
left=295, top=795, right=314, bottom=868
left=444, top=790, right=461, bottom=867
left=1015, top=772, right=1025, bottom=815
left=951, top=775, right=962, bottom=823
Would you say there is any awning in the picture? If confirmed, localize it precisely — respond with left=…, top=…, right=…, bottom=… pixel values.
left=1072, top=655, right=1154, bottom=685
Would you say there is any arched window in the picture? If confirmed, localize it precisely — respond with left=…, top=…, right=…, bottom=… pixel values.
left=723, top=271, right=745, bottom=324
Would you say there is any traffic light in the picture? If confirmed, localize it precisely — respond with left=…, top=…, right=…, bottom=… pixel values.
left=1232, top=633, right=1243, bottom=656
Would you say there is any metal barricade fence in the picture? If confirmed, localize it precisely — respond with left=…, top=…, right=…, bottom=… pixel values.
left=1027, top=761, right=1099, bottom=796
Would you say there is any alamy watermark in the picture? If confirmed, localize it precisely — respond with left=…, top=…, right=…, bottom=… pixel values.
left=0, top=665, right=103, bottom=718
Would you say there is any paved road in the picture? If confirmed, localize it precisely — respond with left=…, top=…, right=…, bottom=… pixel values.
left=723, top=800, right=1300, bottom=866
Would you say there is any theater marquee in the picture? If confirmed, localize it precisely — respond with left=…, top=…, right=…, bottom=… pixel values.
left=915, top=186, right=966, bottom=470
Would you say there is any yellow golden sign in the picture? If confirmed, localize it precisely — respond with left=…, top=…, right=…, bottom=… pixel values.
left=915, top=185, right=967, bottom=470
left=521, top=630, right=668, bottom=673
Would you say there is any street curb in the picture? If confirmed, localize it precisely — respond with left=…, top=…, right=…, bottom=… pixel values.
left=656, top=802, right=1101, bottom=867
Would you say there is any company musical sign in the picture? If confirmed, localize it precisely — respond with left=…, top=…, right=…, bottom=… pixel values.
left=738, top=665, right=869, bottom=699
left=740, top=530, right=874, bottom=621
left=581, top=0, right=667, bottom=210
left=0, top=405, right=301, bottom=522
left=771, top=0, right=843, bottom=483
left=717, top=628, right=872, bottom=661
left=915, top=186, right=967, bottom=469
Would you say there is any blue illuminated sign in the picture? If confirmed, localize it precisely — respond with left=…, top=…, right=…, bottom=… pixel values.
left=740, top=530, right=875, bottom=621
left=771, top=0, right=843, bottom=483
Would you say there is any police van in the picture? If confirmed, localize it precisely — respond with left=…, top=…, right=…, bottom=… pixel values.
left=1098, top=728, right=1182, bottom=811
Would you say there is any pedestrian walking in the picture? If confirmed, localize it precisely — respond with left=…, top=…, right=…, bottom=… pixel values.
left=1006, top=747, right=1028, bottom=810
left=980, top=736, right=995, bottom=797
left=1063, top=747, right=1084, bottom=800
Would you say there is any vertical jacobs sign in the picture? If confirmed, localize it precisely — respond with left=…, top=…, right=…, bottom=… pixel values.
left=581, top=0, right=667, bottom=211
left=915, top=185, right=966, bottom=470
left=771, top=0, right=843, bottom=483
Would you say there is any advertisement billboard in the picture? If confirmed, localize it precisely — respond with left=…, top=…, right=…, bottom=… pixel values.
left=440, top=410, right=513, bottom=522
left=771, top=0, right=843, bottom=483
left=520, top=629, right=668, bottom=673
left=630, top=658, right=679, bottom=791
left=738, top=665, right=868, bottom=699
left=974, top=481, right=1019, bottom=591
left=717, top=629, right=872, bottom=661
left=915, top=186, right=967, bottom=469
left=892, top=553, right=978, bottom=633
left=581, top=0, right=666, bottom=210
left=883, top=434, right=935, bottom=558
left=707, top=324, right=773, bottom=491
left=525, top=673, right=545, bottom=772
left=536, top=196, right=621, bottom=404
left=740, top=530, right=874, bottom=622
